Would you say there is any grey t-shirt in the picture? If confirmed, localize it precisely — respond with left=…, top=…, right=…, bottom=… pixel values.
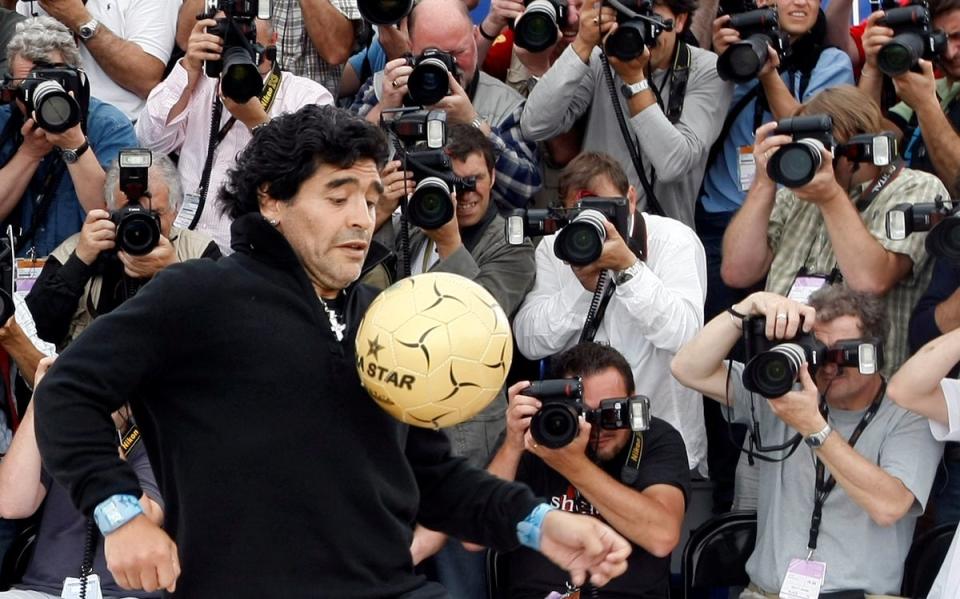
left=722, top=361, right=942, bottom=594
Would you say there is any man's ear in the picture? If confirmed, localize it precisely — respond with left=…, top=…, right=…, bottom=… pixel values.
left=674, top=12, right=688, bottom=34
left=258, top=184, right=281, bottom=222
left=627, top=185, right=638, bottom=214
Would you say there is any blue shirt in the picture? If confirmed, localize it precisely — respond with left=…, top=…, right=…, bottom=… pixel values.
left=699, top=47, right=854, bottom=214
left=0, top=97, right=136, bottom=257
left=347, top=35, right=388, bottom=82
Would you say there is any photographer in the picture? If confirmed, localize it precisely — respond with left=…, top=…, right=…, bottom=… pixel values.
left=721, top=85, right=948, bottom=373
left=888, top=326, right=960, bottom=599
left=25, top=151, right=220, bottom=349
left=137, top=12, right=333, bottom=254
left=520, top=0, right=731, bottom=226
left=671, top=286, right=942, bottom=596
left=513, top=151, right=708, bottom=473
left=860, top=0, right=960, bottom=192
left=488, top=341, right=688, bottom=598
left=352, top=0, right=542, bottom=211
left=0, top=17, right=136, bottom=258
left=396, top=123, right=536, bottom=599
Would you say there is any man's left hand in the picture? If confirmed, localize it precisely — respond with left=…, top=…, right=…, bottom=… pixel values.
left=893, top=59, right=938, bottom=111
left=37, top=0, right=89, bottom=30
left=523, top=417, right=591, bottom=476
left=431, top=75, right=477, bottom=125
left=767, top=364, right=827, bottom=436
left=43, top=120, right=86, bottom=152
left=605, top=33, right=650, bottom=83
left=421, top=193, right=462, bottom=257
left=792, top=149, right=846, bottom=206
left=118, top=236, right=177, bottom=279
left=538, top=510, right=632, bottom=588
left=221, top=88, right=269, bottom=131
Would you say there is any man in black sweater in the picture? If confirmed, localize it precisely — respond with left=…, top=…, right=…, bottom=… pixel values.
left=31, top=104, right=631, bottom=597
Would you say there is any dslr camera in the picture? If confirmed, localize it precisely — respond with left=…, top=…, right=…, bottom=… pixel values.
left=358, top=0, right=413, bottom=24
left=0, top=65, right=90, bottom=133
left=716, top=0, right=789, bottom=83
left=514, top=0, right=568, bottom=52
left=877, top=1, right=946, bottom=77
left=201, top=0, right=270, bottom=103
left=604, top=0, right=673, bottom=61
left=886, top=198, right=960, bottom=261
left=766, top=115, right=834, bottom=188
left=403, top=49, right=461, bottom=107
left=111, top=149, right=161, bottom=256
left=741, top=316, right=882, bottom=399
left=525, top=378, right=651, bottom=449
left=505, top=197, right=631, bottom=266
left=834, top=132, right=899, bottom=167
left=381, top=108, right=477, bottom=230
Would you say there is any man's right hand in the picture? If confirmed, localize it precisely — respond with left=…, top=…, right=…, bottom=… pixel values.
left=733, top=291, right=816, bottom=340
left=573, top=0, right=617, bottom=59
left=184, top=18, right=223, bottom=76
left=712, top=14, right=740, bottom=57
left=18, top=118, right=54, bottom=162
left=380, top=57, right=414, bottom=110
left=75, top=209, right=116, bottom=265
left=481, top=0, right=526, bottom=39
left=861, top=11, right=893, bottom=72
left=104, top=515, right=180, bottom=593
left=506, top=381, right=540, bottom=451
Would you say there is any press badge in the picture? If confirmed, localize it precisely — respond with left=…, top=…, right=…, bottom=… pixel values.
left=61, top=574, right=103, bottom=599
left=787, top=272, right=831, bottom=305
left=739, top=146, right=756, bottom=191
left=174, top=192, right=201, bottom=230
left=778, top=558, right=826, bottom=599
left=15, top=257, right=45, bottom=298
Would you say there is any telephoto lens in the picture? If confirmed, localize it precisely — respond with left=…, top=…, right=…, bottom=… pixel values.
left=554, top=209, right=608, bottom=266
left=515, top=0, right=565, bottom=52
left=22, top=79, right=81, bottom=133
left=221, top=45, right=262, bottom=103
left=531, top=400, right=582, bottom=448
left=408, top=177, right=455, bottom=230
left=926, top=216, right=960, bottom=262
left=743, top=337, right=826, bottom=398
left=112, top=206, right=162, bottom=256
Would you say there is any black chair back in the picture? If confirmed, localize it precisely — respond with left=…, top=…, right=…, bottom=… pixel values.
left=682, top=510, right=757, bottom=599
left=0, top=521, right=38, bottom=591
left=901, top=522, right=957, bottom=599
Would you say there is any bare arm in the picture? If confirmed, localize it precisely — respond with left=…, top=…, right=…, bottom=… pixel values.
left=0, top=401, right=47, bottom=519
left=935, top=289, right=960, bottom=334
left=758, top=57, right=801, bottom=120
left=720, top=177, right=776, bottom=288
left=906, top=71, right=960, bottom=191
left=825, top=0, right=860, bottom=69
left=177, top=0, right=204, bottom=51
left=0, top=317, right=45, bottom=387
left=888, top=327, right=960, bottom=424
left=46, top=124, right=108, bottom=214
left=299, top=0, right=356, bottom=66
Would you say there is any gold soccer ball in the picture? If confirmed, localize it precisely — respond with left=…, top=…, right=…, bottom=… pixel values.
left=355, top=272, right=513, bottom=428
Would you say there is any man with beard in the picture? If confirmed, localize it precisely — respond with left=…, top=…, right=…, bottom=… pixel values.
left=489, top=342, right=689, bottom=599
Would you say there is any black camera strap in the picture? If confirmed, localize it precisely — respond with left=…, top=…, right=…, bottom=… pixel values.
left=190, top=65, right=283, bottom=230
left=15, top=157, right=67, bottom=253
left=806, top=381, right=884, bottom=554
left=854, top=160, right=903, bottom=213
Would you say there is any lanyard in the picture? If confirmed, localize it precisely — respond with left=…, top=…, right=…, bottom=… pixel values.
left=854, top=160, right=904, bottom=213
left=806, top=380, right=885, bottom=554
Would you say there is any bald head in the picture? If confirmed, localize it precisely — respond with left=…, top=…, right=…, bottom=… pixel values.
left=409, top=0, right=472, bottom=42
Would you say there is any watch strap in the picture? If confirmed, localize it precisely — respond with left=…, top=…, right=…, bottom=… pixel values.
left=615, top=260, right=642, bottom=285
left=61, top=138, right=90, bottom=163
left=78, top=18, right=100, bottom=41
left=804, top=423, right=832, bottom=448
left=93, top=494, right=144, bottom=535
left=620, top=78, right=650, bottom=99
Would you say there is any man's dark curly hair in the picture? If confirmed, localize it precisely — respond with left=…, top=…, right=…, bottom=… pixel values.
left=218, top=104, right=389, bottom=220
left=551, top=342, right=636, bottom=396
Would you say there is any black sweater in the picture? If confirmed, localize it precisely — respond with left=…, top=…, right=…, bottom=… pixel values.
left=34, top=214, right=539, bottom=598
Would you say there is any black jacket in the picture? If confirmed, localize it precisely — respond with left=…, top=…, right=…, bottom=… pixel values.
left=34, top=213, right=539, bottom=598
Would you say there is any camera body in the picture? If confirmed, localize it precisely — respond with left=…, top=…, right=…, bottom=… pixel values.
left=717, top=0, right=789, bottom=83
left=742, top=316, right=882, bottom=398
left=526, top=378, right=651, bottom=449
left=514, top=0, right=568, bottom=52
left=202, top=0, right=267, bottom=103
left=381, top=108, right=476, bottom=230
left=1, top=66, right=90, bottom=134
left=886, top=199, right=960, bottom=261
left=405, top=49, right=460, bottom=107
left=604, top=0, right=672, bottom=61
left=766, top=115, right=834, bottom=188
left=878, top=3, right=947, bottom=77
left=111, top=149, right=161, bottom=256
left=505, top=197, right=631, bottom=265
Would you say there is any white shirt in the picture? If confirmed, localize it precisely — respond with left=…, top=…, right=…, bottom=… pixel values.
left=513, top=212, right=708, bottom=471
left=20, top=0, right=179, bottom=120
left=927, top=379, right=960, bottom=599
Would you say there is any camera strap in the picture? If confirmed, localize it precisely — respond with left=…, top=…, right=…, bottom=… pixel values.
left=15, top=157, right=67, bottom=253
left=854, top=160, right=903, bottom=214
left=620, top=431, right=645, bottom=485
left=807, top=381, right=884, bottom=554
left=190, top=66, right=283, bottom=230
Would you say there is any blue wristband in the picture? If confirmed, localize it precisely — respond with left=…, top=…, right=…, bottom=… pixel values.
left=93, top=494, right=143, bottom=535
left=516, top=503, right=556, bottom=551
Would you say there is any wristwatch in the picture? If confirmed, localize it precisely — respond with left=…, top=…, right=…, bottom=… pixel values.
left=804, top=423, right=833, bottom=448
left=615, top=260, right=643, bottom=285
left=93, top=494, right=144, bottom=535
left=77, top=18, right=100, bottom=41
left=620, top=78, right=650, bottom=99
left=470, top=115, right=487, bottom=130
left=61, top=138, right=90, bottom=164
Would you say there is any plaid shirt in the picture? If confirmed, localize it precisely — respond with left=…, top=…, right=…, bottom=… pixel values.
left=351, top=74, right=542, bottom=209
left=273, top=0, right=362, bottom=97
left=764, top=167, right=948, bottom=374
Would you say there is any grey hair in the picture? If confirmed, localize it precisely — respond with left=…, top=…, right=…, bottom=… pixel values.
left=104, top=151, right=184, bottom=213
left=809, top=284, right=889, bottom=342
left=7, top=17, right=82, bottom=69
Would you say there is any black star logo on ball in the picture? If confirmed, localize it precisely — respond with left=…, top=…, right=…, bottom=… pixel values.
left=366, top=335, right=385, bottom=360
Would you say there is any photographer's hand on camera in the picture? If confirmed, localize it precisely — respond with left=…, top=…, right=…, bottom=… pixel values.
left=570, top=219, right=637, bottom=292
left=573, top=0, right=617, bottom=64
left=380, top=57, right=414, bottom=110
left=17, top=118, right=54, bottom=162
left=75, top=209, right=116, bottom=265
left=506, top=381, right=542, bottom=451
left=220, top=87, right=269, bottom=132
left=711, top=14, right=740, bottom=57
left=767, top=363, right=828, bottom=436
left=184, top=18, right=223, bottom=80
left=524, top=415, right=592, bottom=473
left=480, top=0, right=526, bottom=43
left=606, top=37, right=651, bottom=85
left=117, top=235, right=177, bottom=279
left=751, top=121, right=791, bottom=189
left=433, top=76, right=488, bottom=132
left=377, top=160, right=415, bottom=231
left=892, top=59, right=938, bottom=112
left=731, top=291, right=816, bottom=339
left=422, top=191, right=464, bottom=257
